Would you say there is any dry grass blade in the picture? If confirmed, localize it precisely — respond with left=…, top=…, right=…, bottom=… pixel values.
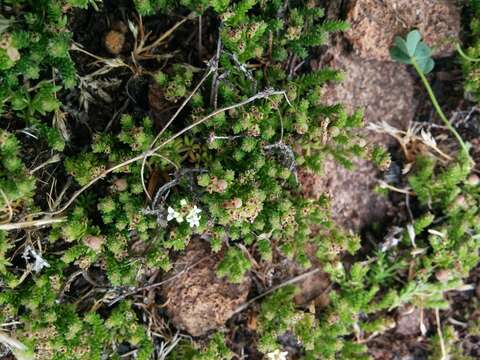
left=134, top=12, right=196, bottom=59
left=367, top=121, right=454, bottom=162
left=0, top=217, right=66, bottom=231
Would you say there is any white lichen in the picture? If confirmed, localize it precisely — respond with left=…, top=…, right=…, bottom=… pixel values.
left=22, top=246, right=50, bottom=273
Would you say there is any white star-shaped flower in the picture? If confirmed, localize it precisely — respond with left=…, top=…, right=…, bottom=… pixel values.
left=186, top=205, right=202, bottom=228
left=180, top=199, right=188, bottom=207
left=266, top=349, right=288, bottom=360
left=167, top=206, right=183, bottom=223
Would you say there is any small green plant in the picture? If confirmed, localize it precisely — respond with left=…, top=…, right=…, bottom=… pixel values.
left=390, top=30, right=473, bottom=164
left=390, top=30, right=435, bottom=73
left=0, top=1, right=90, bottom=152
left=0, top=130, right=36, bottom=216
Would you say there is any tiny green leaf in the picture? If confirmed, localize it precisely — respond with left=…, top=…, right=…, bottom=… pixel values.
left=417, top=57, right=435, bottom=74
left=389, top=47, right=411, bottom=64
left=414, top=42, right=432, bottom=60
left=406, top=29, right=421, bottom=56
left=394, top=37, right=409, bottom=56
left=390, top=30, right=434, bottom=75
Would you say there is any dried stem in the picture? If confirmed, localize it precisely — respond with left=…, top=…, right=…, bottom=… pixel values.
left=136, top=13, right=195, bottom=57
left=435, top=308, right=447, bottom=360
left=0, top=217, right=66, bottom=231
left=0, top=188, right=13, bottom=224
left=149, top=168, right=206, bottom=210
left=412, top=58, right=474, bottom=165
left=107, top=256, right=210, bottom=306
left=150, top=88, right=289, bottom=155
left=233, top=267, right=322, bottom=315
left=150, top=66, right=215, bottom=148
left=210, top=34, right=223, bottom=109
left=197, top=15, right=202, bottom=61
left=378, top=180, right=414, bottom=195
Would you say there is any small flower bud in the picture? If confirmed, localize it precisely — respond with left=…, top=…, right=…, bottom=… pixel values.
left=467, top=174, right=480, bottom=186
left=113, top=178, right=128, bottom=192
left=83, top=235, right=105, bottom=252
left=435, top=269, right=451, bottom=282
left=104, top=30, right=125, bottom=55
left=216, top=179, right=228, bottom=192
left=454, top=195, right=467, bottom=208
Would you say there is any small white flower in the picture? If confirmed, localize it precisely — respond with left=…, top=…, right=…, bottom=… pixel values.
left=266, top=349, right=288, bottom=360
left=167, top=207, right=176, bottom=221
left=186, top=205, right=202, bottom=228
left=180, top=199, right=188, bottom=207
left=167, top=206, right=183, bottom=223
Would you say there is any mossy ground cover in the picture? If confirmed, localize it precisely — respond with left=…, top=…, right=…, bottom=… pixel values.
left=1, top=0, right=480, bottom=359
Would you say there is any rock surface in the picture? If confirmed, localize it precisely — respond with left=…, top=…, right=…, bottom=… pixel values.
left=320, top=49, right=417, bottom=146
left=273, top=243, right=331, bottom=307
left=293, top=268, right=330, bottom=307
left=161, top=239, right=251, bottom=336
left=302, top=50, right=409, bottom=230
left=344, top=0, right=461, bottom=61
left=395, top=307, right=429, bottom=336
left=300, top=157, right=393, bottom=231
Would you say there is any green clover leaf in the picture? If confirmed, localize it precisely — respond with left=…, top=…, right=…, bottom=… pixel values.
left=390, top=29, right=473, bottom=164
left=390, top=29, right=435, bottom=74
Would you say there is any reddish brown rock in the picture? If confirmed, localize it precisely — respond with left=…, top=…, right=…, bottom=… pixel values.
left=395, top=306, right=429, bottom=336
left=320, top=49, right=417, bottom=146
left=300, top=157, right=393, bottom=231
left=344, top=0, right=460, bottom=61
left=272, top=243, right=331, bottom=307
left=422, top=0, right=461, bottom=55
left=161, top=239, right=251, bottom=336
